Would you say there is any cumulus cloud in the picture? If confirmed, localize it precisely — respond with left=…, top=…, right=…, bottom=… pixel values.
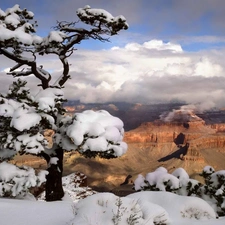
left=121, top=40, right=183, bottom=53
left=58, top=40, right=225, bottom=109
left=159, top=101, right=218, bottom=123
left=1, top=0, right=225, bottom=112
left=1, top=39, right=225, bottom=109
left=143, top=40, right=183, bottom=53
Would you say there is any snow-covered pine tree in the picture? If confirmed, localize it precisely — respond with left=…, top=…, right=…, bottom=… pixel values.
left=0, top=4, right=128, bottom=201
left=200, top=166, right=225, bottom=216
left=134, top=166, right=225, bottom=216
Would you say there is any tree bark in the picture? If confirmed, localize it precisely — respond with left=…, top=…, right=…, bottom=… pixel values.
left=45, top=147, right=64, bottom=201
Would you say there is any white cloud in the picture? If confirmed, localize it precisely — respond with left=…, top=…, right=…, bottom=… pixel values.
left=1, top=68, right=10, bottom=73
left=121, top=40, right=183, bottom=53
left=124, top=42, right=141, bottom=51
left=194, top=57, right=223, bottom=77
left=1, top=39, right=225, bottom=109
left=143, top=40, right=183, bottom=53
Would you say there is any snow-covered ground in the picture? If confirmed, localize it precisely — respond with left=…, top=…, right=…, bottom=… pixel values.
left=0, top=198, right=74, bottom=225
left=0, top=190, right=225, bottom=225
left=0, top=170, right=225, bottom=225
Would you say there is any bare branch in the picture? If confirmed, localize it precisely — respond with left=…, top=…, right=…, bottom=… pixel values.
left=0, top=48, right=51, bottom=89
left=7, top=70, right=33, bottom=77
left=9, top=63, right=24, bottom=72
left=0, top=48, right=34, bottom=65
left=58, top=56, right=70, bottom=87
left=0, top=5, right=128, bottom=90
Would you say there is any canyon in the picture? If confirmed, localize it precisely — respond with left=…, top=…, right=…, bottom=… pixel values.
left=12, top=103, right=225, bottom=193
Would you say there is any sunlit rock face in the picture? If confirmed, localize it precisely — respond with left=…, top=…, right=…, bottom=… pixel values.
left=124, top=109, right=225, bottom=165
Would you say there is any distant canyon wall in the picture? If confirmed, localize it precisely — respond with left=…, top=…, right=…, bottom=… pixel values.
left=124, top=120, right=225, bottom=164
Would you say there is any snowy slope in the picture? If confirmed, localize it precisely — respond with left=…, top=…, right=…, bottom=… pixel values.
left=0, top=198, right=75, bottom=225
left=1, top=191, right=225, bottom=225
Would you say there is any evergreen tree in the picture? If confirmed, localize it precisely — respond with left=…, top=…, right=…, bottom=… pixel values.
left=0, top=4, right=128, bottom=201
left=134, top=166, right=225, bottom=216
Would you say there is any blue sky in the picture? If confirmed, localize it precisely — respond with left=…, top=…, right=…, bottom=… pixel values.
left=1, top=0, right=225, bottom=109
left=2, top=0, right=225, bottom=51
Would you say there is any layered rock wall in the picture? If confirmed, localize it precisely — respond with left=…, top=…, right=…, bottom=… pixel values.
left=124, top=120, right=225, bottom=163
left=210, top=123, right=225, bottom=132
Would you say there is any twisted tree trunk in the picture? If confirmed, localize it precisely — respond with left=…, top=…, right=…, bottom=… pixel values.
left=45, top=147, right=64, bottom=201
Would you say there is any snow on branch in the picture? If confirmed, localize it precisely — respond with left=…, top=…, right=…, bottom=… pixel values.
left=77, top=5, right=128, bottom=35
left=0, top=4, right=40, bottom=46
left=58, top=110, right=127, bottom=158
left=0, top=4, right=128, bottom=89
left=0, top=161, right=47, bottom=198
left=0, top=80, right=65, bottom=158
left=135, top=166, right=225, bottom=216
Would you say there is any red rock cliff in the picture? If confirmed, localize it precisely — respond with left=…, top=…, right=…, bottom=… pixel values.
left=124, top=119, right=225, bottom=163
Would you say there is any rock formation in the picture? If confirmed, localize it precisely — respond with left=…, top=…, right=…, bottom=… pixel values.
left=11, top=110, right=225, bottom=193
left=124, top=110, right=225, bottom=177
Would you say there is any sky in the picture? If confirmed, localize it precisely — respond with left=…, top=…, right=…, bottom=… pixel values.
left=1, top=0, right=225, bottom=110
